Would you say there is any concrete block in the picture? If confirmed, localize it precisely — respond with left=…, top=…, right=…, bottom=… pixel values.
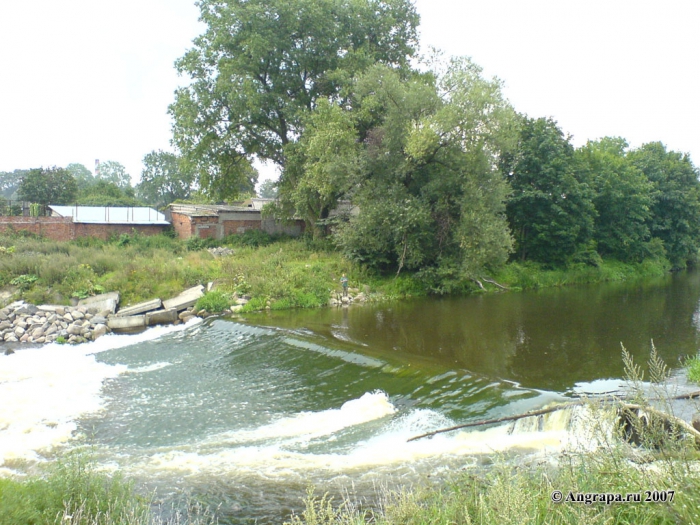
left=162, top=285, right=205, bottom=311
left=116, top=298, right=162, bottom=317
left=107, top=315, right=146, bottom=333
left=146, top=308, right=179, bottom=326
left=78, top=292, right=120, bottom=314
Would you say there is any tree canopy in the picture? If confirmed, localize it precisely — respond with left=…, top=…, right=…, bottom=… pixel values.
left=96, top=161, right=131, bottom=189
left=170, top=0, right=419, bottom=198
left=18, top=167, right=78, bottom=205
left=137, top=151, right=196, bottom=207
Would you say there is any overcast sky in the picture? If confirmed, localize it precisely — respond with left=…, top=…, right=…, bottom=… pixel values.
left=1, top=0, right=698, bottom=187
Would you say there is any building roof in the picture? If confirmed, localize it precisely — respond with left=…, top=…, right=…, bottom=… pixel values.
left=168, top=203, right=259, bottom=217
left=48, top=205, right=169, bottom=225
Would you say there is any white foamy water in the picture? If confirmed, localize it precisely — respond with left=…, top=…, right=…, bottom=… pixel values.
left=209, top=390, right=396, bottom=445
left=0, top=319, right=201, bottom=466
left=134, top=398, right=613, bottom=479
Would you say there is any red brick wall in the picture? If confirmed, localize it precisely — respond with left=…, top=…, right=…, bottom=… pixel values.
left=222, top=220, right=262, bottom=236
left=74, top=223, right=167, bottom=240
left=0, top=216, right=166, bottom=241
left=0, top=217, right=74, bottom=241
left=171, top=212, right=195, bottom=239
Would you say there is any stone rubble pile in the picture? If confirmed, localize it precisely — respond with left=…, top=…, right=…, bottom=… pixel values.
left=0, top=302, right=111, bottom=345
left=207, top=247, right=235, bottom=257
left=0, top=285, right=207, bottom=347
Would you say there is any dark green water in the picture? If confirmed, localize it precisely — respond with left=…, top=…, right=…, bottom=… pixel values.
left=10, top=271, right=700, bottom=523
left=245, top=270, right=700, bottom=393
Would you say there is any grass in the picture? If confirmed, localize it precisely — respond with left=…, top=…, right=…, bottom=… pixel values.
left=0, top=453, right=217, bottom=525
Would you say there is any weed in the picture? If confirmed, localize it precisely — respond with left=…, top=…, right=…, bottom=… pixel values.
left=195, top=291, right=231, bottom=313
left=685, top=354, right=700, bottom=384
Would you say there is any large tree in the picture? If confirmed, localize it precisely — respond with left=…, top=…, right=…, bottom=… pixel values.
left=169, top=0, right=419, bottom=197
left=18, top=167, right=78, bottom=205
left=332, top=59, right=517, bottom=285
left=628, top=142, right=700, bottom=268
left=575, top=138, right=654, bottom=262
left=502, top=117, right=596, bottom=265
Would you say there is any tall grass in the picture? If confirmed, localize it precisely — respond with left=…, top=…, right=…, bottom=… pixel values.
left=0, top=453, right=218, bottom=525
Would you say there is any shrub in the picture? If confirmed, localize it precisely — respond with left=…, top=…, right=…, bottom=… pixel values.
left=195, top=290, right=230, bottom=313
left=686, top=354, right=700, bottom=384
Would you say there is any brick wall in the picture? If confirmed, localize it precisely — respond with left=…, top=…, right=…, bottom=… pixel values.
left=0, top=216, right=167, bottom=241
left=171, top=212, right=195, bottom=240
left=0, top=217, right=74, bottom=241
left=222, top=219, right=262, bottom=236
left=74, top=223, right=167, bottom=240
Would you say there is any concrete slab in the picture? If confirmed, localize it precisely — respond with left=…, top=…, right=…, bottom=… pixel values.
left=107, top=314, right=146, bottom=333
left=78, top=292, right=120, bottom=314
left=162, top=285, right=205, bottom=311
left=146, top=308, right=179, bottom=326
left=116, top=298, right=162, bottom=317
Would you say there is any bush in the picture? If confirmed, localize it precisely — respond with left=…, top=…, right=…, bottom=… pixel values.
left=685, top=354, right=700, bottom=384
left=195, top=290, right=231, bottom=313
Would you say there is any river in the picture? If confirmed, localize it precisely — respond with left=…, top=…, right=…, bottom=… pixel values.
left=1, top=271, right=700, bottom=523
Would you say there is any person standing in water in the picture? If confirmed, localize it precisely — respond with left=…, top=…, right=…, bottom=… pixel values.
left=340, top=273, right=349, bottom=297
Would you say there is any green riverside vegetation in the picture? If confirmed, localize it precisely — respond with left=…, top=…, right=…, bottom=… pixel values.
left=0, top=229, right=673, bottom=312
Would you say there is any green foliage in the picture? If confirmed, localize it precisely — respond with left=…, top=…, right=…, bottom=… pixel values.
left=66, top=163, right=94, bottom=191
left=195, top=290, right=231, bottom=313
left=503, top=116, right=596, bottom=266
left=576, top=138, right=654, bottom=262
left=170, top=0, right=418, bottom=195
left=258, top=179, right=279, bottom=199
left=76, top=180, right=143, bottom=206
left=0, top=453, right=149, bottom=525
left=333, top=59, right=516, bottom=281
left=0, top=168, right=29, bottom=199
left=96, top=160, right=131, bottom=189
left=137, top=150, right=195, bottom=206
left=18, top=166, right=78, bottom=205
left=629, top=142, right=700, bottom=269
left=281, top=98, right=362, bottom=237
left=685, top=354, right=700, bottom=384
left=10, top=273, right=38, bottom=289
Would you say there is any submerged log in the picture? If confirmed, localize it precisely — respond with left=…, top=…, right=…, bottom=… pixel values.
left=407, top=398, right=700, bottom=445
left=407, top=402, right=583, bottom=442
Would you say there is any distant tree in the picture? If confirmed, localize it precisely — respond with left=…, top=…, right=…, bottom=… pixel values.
left=77, top=180, right=142, bottom=207
left=137, top=151, right=195, bottom=207
left=0, top=169, right=29, bottom=199
left=96, top=161, right=131, bottom=189
left=628, top=142, right=700, bottom=268
left=502, top=117, right=596, bottom=265
left=66, top=163, right=95, bottom=191
left=18, top=167, right=78, bottom=205
left=258, top=179, right=279, bottom=199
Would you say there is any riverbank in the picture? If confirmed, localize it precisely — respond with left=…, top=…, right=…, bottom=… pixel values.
left=0, top=231, right=674, bottom=316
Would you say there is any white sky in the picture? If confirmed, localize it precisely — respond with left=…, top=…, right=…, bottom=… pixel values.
left=1, top=0, right=698, bottom=187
